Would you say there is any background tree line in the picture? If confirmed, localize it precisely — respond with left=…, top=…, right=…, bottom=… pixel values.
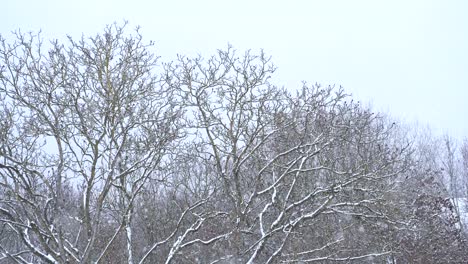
left=0, top=23, right=467, bottom=263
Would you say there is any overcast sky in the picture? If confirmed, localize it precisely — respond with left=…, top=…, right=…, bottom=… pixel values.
left=2, top=0, right=467, bottom=139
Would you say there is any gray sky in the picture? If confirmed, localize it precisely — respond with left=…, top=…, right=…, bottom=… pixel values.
left=2, top=0, right=467, bottom=139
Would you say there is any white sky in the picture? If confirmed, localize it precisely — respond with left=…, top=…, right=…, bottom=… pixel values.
left=2, top=0, right=467, bottom=140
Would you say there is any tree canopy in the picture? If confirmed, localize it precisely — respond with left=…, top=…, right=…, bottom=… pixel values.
left=0, top=23, right=467, bottom=264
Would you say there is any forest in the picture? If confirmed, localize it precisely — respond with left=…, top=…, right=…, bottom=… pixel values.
left=0, top=23, right=467, bottom=263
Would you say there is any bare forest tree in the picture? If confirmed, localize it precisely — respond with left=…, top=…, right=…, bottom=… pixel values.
left=0, top=23, right=185, bottom=263
left=1, top=23, right=467, bottom=263
left=462, top=139, right=468, bottom=198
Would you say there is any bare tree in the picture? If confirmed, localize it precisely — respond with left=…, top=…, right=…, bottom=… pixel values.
left=1, top=23, right=466, bottom=264
left=459, top=138, right=468, bottom=232
left=442, top=135, right=459, bottom=198
left=0, top=23, right=182, bottom=263
left=462, top=139, right=468, bottom=197
left=166, top=47, right=414, bottom=263
left=387, top=129, right=468, bottom=263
